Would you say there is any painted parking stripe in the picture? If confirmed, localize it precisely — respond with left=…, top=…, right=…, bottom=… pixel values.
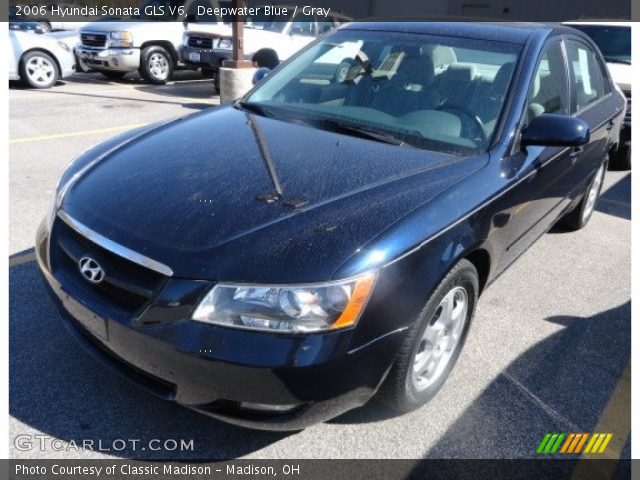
left=10, top=124, right=147, bottom=144
left=9, top=250, right=36, bottom=267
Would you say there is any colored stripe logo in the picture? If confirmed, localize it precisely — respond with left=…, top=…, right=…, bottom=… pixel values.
left=537, top=433, right=612, bottom=454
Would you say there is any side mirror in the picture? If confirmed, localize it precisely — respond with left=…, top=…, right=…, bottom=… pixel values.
left=252, top=67, right=271, bottom=85
left=521, top=114, right=590, bottom=148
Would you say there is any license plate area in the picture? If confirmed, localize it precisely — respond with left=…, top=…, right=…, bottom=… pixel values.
left=189, top=51, right=201, bottom=63
left=61, top=290, right=109, bottom=341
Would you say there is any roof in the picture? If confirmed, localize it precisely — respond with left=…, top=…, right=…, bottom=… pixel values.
left=341, top=21, right=560, bottom=45
left=564, top=20, right=632, bottom=28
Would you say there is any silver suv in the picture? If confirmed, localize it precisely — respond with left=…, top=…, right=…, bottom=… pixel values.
left=76, top=0, right=232, bottom=84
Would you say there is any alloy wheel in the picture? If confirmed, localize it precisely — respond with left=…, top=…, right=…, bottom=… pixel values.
left=26, top=56, right=55, bottom=87
left=412, top=286, right=468, bottom=391
left=582, top=164, right=604, bottom=222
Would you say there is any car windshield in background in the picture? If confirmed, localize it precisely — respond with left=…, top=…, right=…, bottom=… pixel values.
left=571, top=25, right=631, bottom=64
left=245, top=29, right=521, bottom=154
left=245, top=13, right=293, bottom=33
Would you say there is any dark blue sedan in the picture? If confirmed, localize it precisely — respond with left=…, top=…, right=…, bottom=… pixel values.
left=36, top=22, right=626, bottom=430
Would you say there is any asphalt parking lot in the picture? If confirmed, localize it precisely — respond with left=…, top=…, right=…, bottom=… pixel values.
left=9, top=72, right=631, bottom=460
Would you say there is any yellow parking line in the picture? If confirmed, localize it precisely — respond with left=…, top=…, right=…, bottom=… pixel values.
left=10, top=124, right=147, bottom=144
left=9, top=251, right=36, bottom=267
left=571, top=360, right=630, bottom=479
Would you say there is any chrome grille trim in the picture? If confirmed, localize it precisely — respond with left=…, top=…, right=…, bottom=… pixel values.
left=57, top=211, right=174, bottom=277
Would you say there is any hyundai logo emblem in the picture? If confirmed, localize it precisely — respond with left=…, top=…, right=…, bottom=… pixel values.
left=78, top=256, right=105, bottom=284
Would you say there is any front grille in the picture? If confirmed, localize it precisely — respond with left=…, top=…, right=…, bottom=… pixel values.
left=188, top=36, right=214, bottom=49
left=81, top=32, right=107, bottom=48
left=51, top=219, right=168, bottom=318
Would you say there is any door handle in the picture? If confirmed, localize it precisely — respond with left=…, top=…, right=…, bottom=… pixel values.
left=569, top=146, right=583, bottom=163
left=606, top=119, right=615, bottom=131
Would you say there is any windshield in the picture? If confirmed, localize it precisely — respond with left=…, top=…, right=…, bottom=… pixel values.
left=571, top=25, right=631, bottom=64
left=245, top=29, right=521, bottom=154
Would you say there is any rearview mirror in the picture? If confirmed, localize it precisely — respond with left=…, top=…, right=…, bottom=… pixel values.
left=521, top=114, right=590, bottom=148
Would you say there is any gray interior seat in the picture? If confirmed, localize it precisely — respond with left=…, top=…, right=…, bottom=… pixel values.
left=434, top=63, right=478, bottom=107
left=367, top=47, right=438, bottom=116
left=473, top=62, right=515, bottom=133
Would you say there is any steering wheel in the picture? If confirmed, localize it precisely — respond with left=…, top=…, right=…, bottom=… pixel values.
left=436, top=102, right=487, bottom=146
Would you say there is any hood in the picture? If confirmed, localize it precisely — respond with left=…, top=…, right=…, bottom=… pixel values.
left=62, top=107, right=486, bottom=282
left=81, top=20, right=182, bottom=33
left=606, top=63, right=632, bottom=92
left=185, top=23, right=232, bottom=35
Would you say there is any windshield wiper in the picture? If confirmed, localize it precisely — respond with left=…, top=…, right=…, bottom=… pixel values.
left=310, top=118, right=416, bottom=147
left=234, top=100, right=274, bottom=118
left=603, top=56, right=631, bottom=65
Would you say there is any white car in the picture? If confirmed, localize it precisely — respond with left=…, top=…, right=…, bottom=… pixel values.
left=9, top=30, right=77, bottom=88
left=564, top=21, right=631, bottom=169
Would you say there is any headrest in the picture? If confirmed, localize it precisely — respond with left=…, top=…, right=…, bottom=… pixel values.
left=443, top=63, right=476, bottom=83
left=492, top=62, right=515, bottom=95
left=529, top=71, right=541, bottom=98
left=396, top=54, right=435, bottom=84
left=431, top=46, right=457, bottom=69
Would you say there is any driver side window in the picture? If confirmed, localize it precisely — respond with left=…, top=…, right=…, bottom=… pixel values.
left=526, top=41, right=569, bottom=124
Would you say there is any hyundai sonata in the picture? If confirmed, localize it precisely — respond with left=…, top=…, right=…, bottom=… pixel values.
left=37, top=22, right=626, bottom=430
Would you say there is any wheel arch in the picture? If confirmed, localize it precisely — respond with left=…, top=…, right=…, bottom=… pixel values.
left=140, top=41, right=178, bottom=64
left=463, top=247, right=491, bottom=294
left=21, top=48, right=61, bottom=76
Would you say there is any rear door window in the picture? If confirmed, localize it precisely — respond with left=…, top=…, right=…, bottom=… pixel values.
left=566, top=40, right=609, bottom=112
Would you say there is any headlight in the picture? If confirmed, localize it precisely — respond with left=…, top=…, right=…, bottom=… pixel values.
left=110, top=31, right=133, bottom=48
left=192, top=273, right=377, bottom=333
left=57, top=41, right=70, bottom=52
left=218, top=38, right=232, bottom=49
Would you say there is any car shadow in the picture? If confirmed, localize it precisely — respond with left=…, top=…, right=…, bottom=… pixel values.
left=596, top=172, right=631, bottom=221
left=332, top=302, right=630, bottom=461
left=550, top=171, right=630, bottom=234
left=423, top=301, right=631, bottom=459
left=9, top=260, right=290, bottom=459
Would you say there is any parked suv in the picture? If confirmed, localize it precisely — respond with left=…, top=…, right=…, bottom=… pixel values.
left=564, top=21, right=631, bottom=169
left=76, top=0, right=232, bottom=84
left=180, top=7, right=349, bottom=88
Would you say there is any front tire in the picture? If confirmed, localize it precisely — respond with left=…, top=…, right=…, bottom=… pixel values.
left=138, top=46, right=173, bottom=84
left=379, top=259, right=478, bottom=413
left=560, top=160, right=606, bottom=231
left=19, top=51, right=59, bottom=88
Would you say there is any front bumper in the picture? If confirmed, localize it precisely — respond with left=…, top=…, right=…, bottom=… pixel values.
left=36, top=217, right=403, bottom=430
left=180, top=45, right=231, bottom=69
left=76, top=47, right=140, bottom=72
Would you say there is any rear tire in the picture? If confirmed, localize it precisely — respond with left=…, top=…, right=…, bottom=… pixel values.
left=610, top=146, right=631, bottom=170
left=379, top=259, right=478, bottom=413
left=201, top=68, right=215, bottom=78
left=138, top=45, right=173, bottom=84
left=560, top=159, right=606, bottom=231
left=19, top=51, right=59, bottom=88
